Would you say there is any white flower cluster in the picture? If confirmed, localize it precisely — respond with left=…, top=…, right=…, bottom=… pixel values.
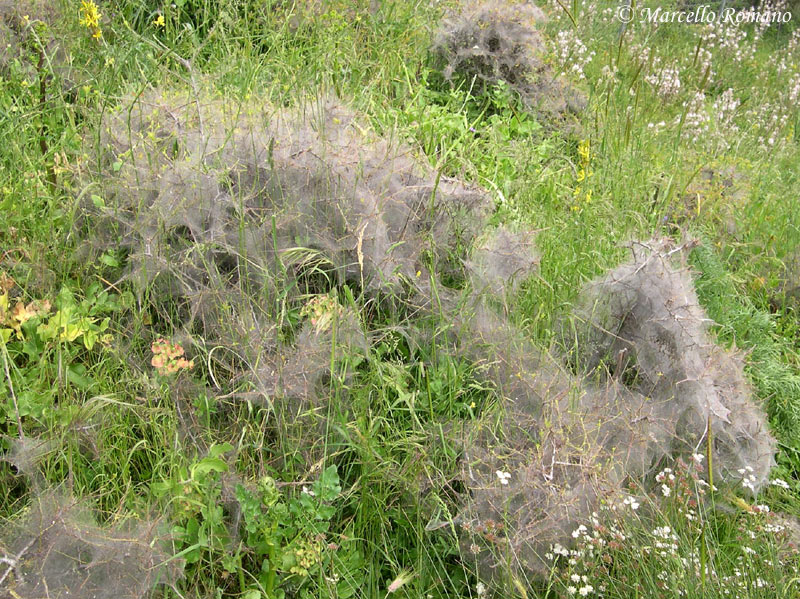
left=655, top=467, right=675, bottom=483
left=622, top=495, right=640, bottom=511
left=631, top=43, right=651, bottom=64
left=738, top=466, right=758, bottom=493
left=555, top=29, right=596, bottom=80
left=645, top=66, right=682, bottom=99
left=712, top=88, right=741, bottom=148
left=788, top=29, right=800, bottom=54
left=495, top=470, right=511, bottom=485
left=679, top=92, right=711, bottom=145
left=788, top=73, right=800, bottom=105
left=702, top=22, right=754, bottom=63
left=652, top=525, right=680, bottom=556
left=751, top=0, right=790, bottom=40
left=745, top=99, right=790, bottom=149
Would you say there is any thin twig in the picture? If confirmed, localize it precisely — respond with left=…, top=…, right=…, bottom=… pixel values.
left=0, top=536, right=36, bottom=587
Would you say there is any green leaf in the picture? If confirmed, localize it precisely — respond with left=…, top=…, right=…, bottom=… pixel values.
left=67, top=363, right=92, bottom=390
left=99, top=252, right=120, bottom=268
left=208, top=442, right=234, bottom=459
left=91, top=194, right=105, bottom=208
left=315, top=465, right=341, bottom=502
left=191, top=456, right=228, bottom=477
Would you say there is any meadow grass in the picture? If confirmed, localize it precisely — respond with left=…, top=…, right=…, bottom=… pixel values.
left=1, top=0, right=799, bottom=597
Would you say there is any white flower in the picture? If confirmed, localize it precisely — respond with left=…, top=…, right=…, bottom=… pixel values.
left=571, top=574, right=582, bottom=583
left=623, top=495, right=640, bottom=510
left=770, top=478, right=791, bottom=489
left=692, top=453, right=705, bottom=464
left=567, top=586, right=577, bottom=595
left=302, top=485, right=316, bottom=496
left=661, top=484, right=671, bottom=497
left=571, top=525, right=588, bottom=539
left=496, top=470, right=511, bottom=485
left=645, top=65, right=682, bottom=99
left=656, top=468, right=675, bottom=483
left=579, top=584, right=594, bottom=596
left=476, top=582, right=487, bottom=597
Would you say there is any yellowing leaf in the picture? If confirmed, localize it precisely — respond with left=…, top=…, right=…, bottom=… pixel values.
left=12, top=301, right=38, bottom=325
left=0, top=292, right=8, bottom=323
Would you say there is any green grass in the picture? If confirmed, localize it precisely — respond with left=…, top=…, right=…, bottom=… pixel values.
left=1, top=0, right=799, bottom=597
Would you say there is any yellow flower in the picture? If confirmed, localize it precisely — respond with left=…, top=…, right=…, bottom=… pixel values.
left=578, top=139, right=592, bottom=164
left=153, top=14, right=165, bottom=28
left=79, top=0, right=102, bottom=38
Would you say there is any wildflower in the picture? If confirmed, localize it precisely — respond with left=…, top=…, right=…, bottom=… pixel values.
left=677, top=92, right=711, bottom=145
left=79, top=0, right=102, bottom=39
left=645, top=66, right=682, bottom=98
left=476, top=582, right=487, bottom=597
left=555, top=30, right=595, bottom=80
left=301, top=485, right=316, bottom=496
left=739, top=470, right=758, bottom=493
left=153, top=14, right=166, bottom=28
left=579, top=585, right=594, bottom=596
left=661, top=484, right=671, bottom=497
left=567, top=586, right=577, bottom=595
left=656, top=468, right=675, bottom=483
left=770, top=478, right=791, bottom=489
left=496, top=470, right=511, bottom=485
left=151, top=338, right=194, bottom=376
left=623, top=495, right=640, bottom=511
left=692, top=453, right=705, bottom=464
left=572, top=525, right=588, bottom=539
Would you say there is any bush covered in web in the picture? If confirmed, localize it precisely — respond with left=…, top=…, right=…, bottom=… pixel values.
left=0, top=438, right=181, bottom=599
left=432, top=0, right=586, bottom=118
left=565, top=239, right=775, bottom=491
left=450, top=239, right=775, bottom=588
left=466, top=224, right=540, bottom=297
left=75, top=88, right=775, bottom=592
left=0, top=491, right=181, bottom=599
left=452, top=299, right=667, bottom=583
left=80, top=89, right=494, bottom=464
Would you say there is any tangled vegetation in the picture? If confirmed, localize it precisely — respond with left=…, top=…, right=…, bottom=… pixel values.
left=1, top=0, right=799, bottom=598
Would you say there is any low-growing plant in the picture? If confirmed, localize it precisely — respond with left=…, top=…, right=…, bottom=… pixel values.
left=153, top=451, right=362, bottom=599
left=1, top=281, right=128, bottom=430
